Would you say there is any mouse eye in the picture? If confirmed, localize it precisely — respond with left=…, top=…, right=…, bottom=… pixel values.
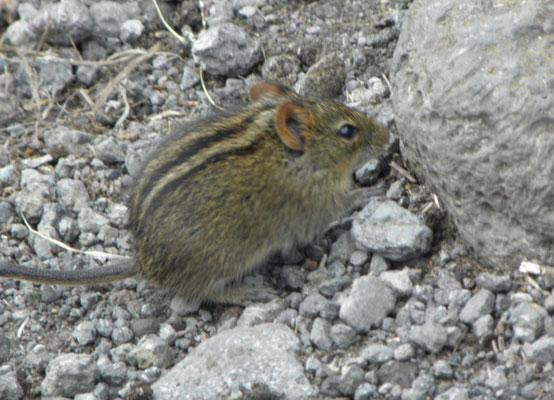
left=337, top=124, right=358, bottom=139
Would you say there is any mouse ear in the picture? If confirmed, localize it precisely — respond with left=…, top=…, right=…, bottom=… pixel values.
left=248, top=82, right=296, bottom=102
left=274, top=103, right=307, bottom=152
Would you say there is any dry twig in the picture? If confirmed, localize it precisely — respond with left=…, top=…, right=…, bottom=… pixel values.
left=20, top=212, right=128, bottom=260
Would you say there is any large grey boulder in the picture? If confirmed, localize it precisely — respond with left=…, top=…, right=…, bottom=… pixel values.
left=151, top=323, right=316, bottom=400
left=391, top=0, right=553, bottom=268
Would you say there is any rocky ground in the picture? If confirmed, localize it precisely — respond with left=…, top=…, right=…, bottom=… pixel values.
left=0, top=0, right=553, bottom=399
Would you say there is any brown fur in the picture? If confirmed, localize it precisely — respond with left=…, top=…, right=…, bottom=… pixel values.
left=0, top=82, right=389, bottom=306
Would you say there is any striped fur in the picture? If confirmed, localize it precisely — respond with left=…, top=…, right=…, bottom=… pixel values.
left=128, top=83, right=389, bottom=305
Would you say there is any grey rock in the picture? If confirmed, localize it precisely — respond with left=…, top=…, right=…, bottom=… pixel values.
left=238, top=5, right=257, bottom=19
left=522, top=336, right=554, bottom=363
left=130, top=334, right=174, bottom=369
left=393, top=343, right=415, bottom=361
left=55, top=155, right=87, bottom=178
left=98, top=225, right=118, bottom=246
left=381, top=269, right=413, bottom=297
left=5, top=20, right=37, bottom=46
left=192, top=23, right=262, bottom=76
left=0, top=73, right=17, bottom=122
left=8, top=223, right=27, bottom=240
left=237, top=298, right=287, bottom=326
left=80, top=292, right=100, bottom=311
left=94, top=137, right=126, bottom=164
left=261, top=54, right=301, bottom=87
left=378, top=361, right=418, bottom=388
left=448, top=289, right=471, bottom=308
left=339, top=364, right=365, bottom=396
left=401, top=388, right=426, bottom=400
left=45, top=127, right=93, bottom=158
left=339, top=276, right=397, bottom=333
left=151, top=323, right=316, bottom=400
left=111, top=326, right=134, bottom=345
left=110, top=343, right=134, bottom=364
left=409, top=322, right=448, bottom=353
left=205, top=0, right=233, bottom=25
left=328, top=232, right=355, bottom=264
left=120, top=19, right=144, bottom=43
left=319, top=300, right=340, bottom=320
left=434, top=387, right=469, bottom=400
left=318, top=276, right=352, bottom=298
left=0, top=365, right=23, bottom=400
left=76, top=65, right=100, bottom=86
left=274, top=308, right=298, bottom=328
left=350, top=250, right=369, bottom=267
left=510, top=302, right=546, bottom=342
left=108, top=203, right=129, bottom=227
left=402, top=298, right=424, bottom=325
left=180, top=64, right=200, bottom=90
left=77, top=207, right=109, bottom=234
left=411, top=373, right=435, bottom=395
left=72, top=321, right=97, bottom=346
left=436, top=270, right=462, bottom=292
left=328, top=260, right=346, bottom=277
left=41, top=353, right=98, bottom=397
left=510, top=292, right=534, bottom=304
left=90, top=1, right=139, bottom=43
left=354, top=157, right=383, bottom=186
left=475, top=272, right=512, bottom=292
left=473, top=314, right=494, bottom=344
left=15, top=56, right=73, bottom=97
left=347, top=82, right=387, bottom=110
left=330, top=322, right=357, bottom=349
left=280, top=266, right=305, bottom=290
left=369, top=253, right=390, bottom=274
left=15, top=182, right=50, bottom=223
left=131, top=318, right=160, bottom=337
left=31, top=202, right=59, bottom=259
left=545, top=294, right=554, bottom=313
left=95, top=318, right=114, bottom=337
left=304, top=355, right=321, bottom=374
left=297, top=53, right=346, bottom=98
left=426, top=305, right=447, bottom=324
left=20, top=168, right=53, bottom=187
left=97, top=356, right=126, bottom=386
left=354, top=383, right=378, bottom=400
left=56, top=178, right=90, bottom=211
left=352, top=199, right=433, bottom=261
left=24, top=344, right=54, bottom=372
left=159, top=323, right=177, bottom=345
left=299, top=292, right=327, bottom=317
left=0, top=165, right=14, bottom=184
left=234, top=0, right=266, bottom=7
left=445, top=326, right=464, bottom=348
left=386, top=180, right=404, bottom=201
left=433, top=360, right=453, bottom=379
left=362, top=344, right=394, bottom=364
left=320, top=376, right=341, bottom=397
left=459, top=289, right=495, bottom=324
left=485, top=366, right=507, bottom=391
left=56, top=216, right=79, bottom=243
left=310, top=317, right=333, bottom=351
left=391, top=0, right=554, bottom=268
left=30, top=0, right=92, bottom=46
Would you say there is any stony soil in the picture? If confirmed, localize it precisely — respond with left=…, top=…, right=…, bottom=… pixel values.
left=0, top=1, right=553, bottom=399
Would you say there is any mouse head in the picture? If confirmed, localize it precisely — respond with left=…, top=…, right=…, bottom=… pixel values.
left=248, top=81, right=389, bottom=173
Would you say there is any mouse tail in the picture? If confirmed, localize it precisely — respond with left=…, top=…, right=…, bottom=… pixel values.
left=0, top=260, right=137, bottom=286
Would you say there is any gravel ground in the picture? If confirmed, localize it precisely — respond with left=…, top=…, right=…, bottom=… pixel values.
left=1, top=1, right=553, bottom=399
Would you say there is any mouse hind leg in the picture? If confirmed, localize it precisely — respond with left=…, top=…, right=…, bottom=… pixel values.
left=202, top=278, right=279, bottom=306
